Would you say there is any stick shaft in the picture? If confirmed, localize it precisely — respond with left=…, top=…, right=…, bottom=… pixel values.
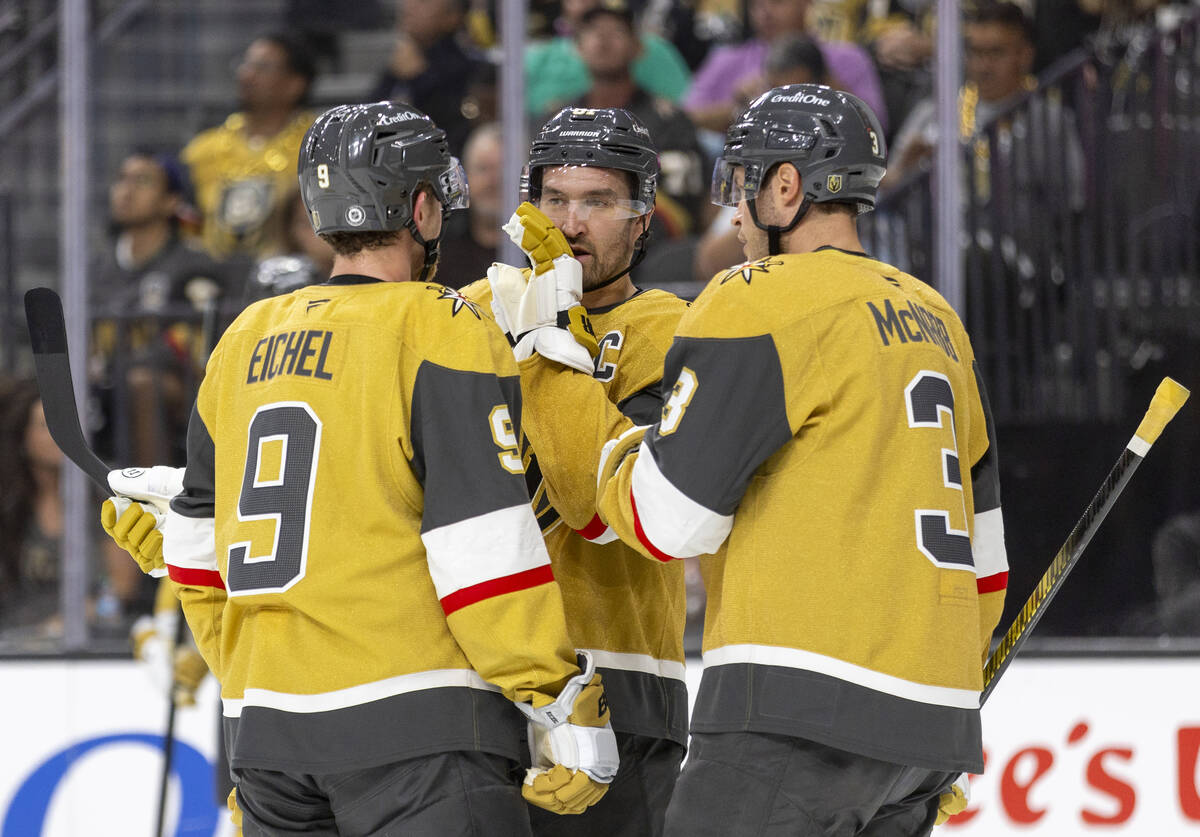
left=24, top=287, right=111, bottom=491
left=980, top=448, right=1142, bottom=704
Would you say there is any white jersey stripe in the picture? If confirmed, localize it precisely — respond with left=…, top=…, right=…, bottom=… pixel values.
left=584, top=649, right=687, bottom=682
left=631, top=441, right=733, bottom=558
left=163, top=512, right=217, bottom=571
left=222, top=667, right=501, bottom=717
left=702, top=643, right=980, bottom=709
left=971, top=506, right=1008, bottom=579
left=421, top=504, right=552, bottom=600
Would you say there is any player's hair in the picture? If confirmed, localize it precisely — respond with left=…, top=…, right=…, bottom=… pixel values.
left=967, top=2, right=1035, bottom=44
left=319, top=230, right=404, bottom=256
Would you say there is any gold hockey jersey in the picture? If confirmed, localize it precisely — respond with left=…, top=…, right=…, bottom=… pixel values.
left=531, top=249, right=1008, bottom=773
left=162, top=277, right=579, bottom=773
left=181, top=111, right=314, bottom=259
left=463, top=278, right=691, bottom=744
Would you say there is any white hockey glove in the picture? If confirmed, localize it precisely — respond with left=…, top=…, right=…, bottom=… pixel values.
left=517, top=650, right=619, bottom=815
left=101, top=466, right=185, bottom=577
left=130, top=610, right=209, bottom=707
left=935, top=772, right=971, bottom=825
left=489, top=202, right=599, bottom=373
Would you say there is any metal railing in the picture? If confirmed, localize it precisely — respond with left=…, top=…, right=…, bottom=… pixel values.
left=863, top=10, right=1200, bottom=425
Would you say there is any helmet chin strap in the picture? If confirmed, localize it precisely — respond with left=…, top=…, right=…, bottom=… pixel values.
left=584, top=220, right=652, bottom=293
left=747, top=196, right=811, bottom=256
left=404, top=217, right=441, bottom=283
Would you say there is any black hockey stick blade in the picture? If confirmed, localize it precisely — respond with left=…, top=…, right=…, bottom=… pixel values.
left=24, top=287, right=112, bottom=492
left=980, top=377, right=1190, bottom=705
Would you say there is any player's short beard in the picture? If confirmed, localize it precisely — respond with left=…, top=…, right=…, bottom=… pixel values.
left=574, top=222, right=637, bottom=291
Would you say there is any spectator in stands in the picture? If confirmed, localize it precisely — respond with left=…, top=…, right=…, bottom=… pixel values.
left=682, top=0, right=887, bottom=134
left=574, top=0, right=708, bottom=239
left=1152, top=509, right=1200, bottom=635
left=526, top=0, right=693, bottom=117
left=91, top=151, right=228, bottom=468
left=0, top=378, right=134, bottom=640
left=182, top=32, right=316, bottom=260
left=369, top=0, right=485, bottom=154
left=244, top=191, right=336, bottom=306
left=435, top=122, right=503, bottom=288
left=887, top=2, right=1048, bottom=188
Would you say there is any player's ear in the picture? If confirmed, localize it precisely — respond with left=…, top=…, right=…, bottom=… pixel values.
left=412, top=187, right=443, bottom=239
left=775, top=163, right=803, bottom=208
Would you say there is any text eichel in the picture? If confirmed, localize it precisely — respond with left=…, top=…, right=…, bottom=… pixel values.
left=246, top=329, right=336, bottom=383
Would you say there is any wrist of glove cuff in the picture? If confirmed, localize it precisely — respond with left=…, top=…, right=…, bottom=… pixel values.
left=517, top=651, right=619, bottom=785
left=515, top=328, right=597, bottom=375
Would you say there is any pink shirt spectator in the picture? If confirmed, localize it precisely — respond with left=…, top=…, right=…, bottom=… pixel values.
left=683, top=39, right=888, bottom=131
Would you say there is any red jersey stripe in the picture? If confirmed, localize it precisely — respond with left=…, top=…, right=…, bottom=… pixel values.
left=440, top=564, right=555, bottom=616
left=575, top=513, right=609, bottom=541
left=630, top=491, right=678, bottom=563
left=976, top=571, right=1008, bottom=594
left=168, top=565, right=226, bottom=590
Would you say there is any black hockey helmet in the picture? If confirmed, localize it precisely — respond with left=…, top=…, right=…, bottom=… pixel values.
left=712, top=84, right=886, bottom=252
left=525, top=107, right=659, bottom=289
left=525, top=106, right=658, bottom=213
left=299, top=101, right=468, bottom=277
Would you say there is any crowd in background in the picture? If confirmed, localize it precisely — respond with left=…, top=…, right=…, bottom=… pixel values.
left=1, top=0, right=1197, bottom=648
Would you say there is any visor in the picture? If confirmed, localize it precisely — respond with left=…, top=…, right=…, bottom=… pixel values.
left=710, top=158, right=773, bottom=207
left=536, top=194, right=650, bottom=223
left=525, top=164, right=651, bottom=222
left=436, top=157, right=470, bottom=212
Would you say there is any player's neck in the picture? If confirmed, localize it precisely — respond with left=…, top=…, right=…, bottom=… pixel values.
left=330, top=247, right=419, bottom=283
left=785, top=214, right=864, bottom=255
left=584, top=275, right=636, bottom=309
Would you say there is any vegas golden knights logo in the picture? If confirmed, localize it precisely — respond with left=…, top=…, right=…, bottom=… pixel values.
left=826, top=174, right=843, bottom=194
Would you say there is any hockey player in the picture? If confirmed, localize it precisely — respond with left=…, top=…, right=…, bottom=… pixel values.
left=464, top=106, right=690, bottom=837
left=492, top=85, right=1008, bottom=834
left=101, top=101, right=618, bottom=835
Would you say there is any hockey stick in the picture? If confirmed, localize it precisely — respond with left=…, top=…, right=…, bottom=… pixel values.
left=24, top=287, right=111, bottom=492
left=24, top=287, right=186, bottom=835
left=980, top=376, right=1190, bottom=705
left=154, top=608, right=188, bottom=837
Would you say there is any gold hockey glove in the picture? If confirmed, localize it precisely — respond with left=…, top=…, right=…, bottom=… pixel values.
left=172, top=645, right=209, bottom=707
left=101, top=466, right=185, bottom=576
left=495, top=202, right=599, bottom=366
left=131, top=608, right=209, bottom=706
left=518, top=651, right=619, bottom=815
left=935, top=772, right=970, bottom=825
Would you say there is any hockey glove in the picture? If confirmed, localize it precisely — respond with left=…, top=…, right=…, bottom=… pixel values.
left=491, top=202, right=599, bottom=368
left=101, top=466, right=185, bottom=576
left=935, top=772, right=971, bottom=825
left=131, top=611, right=209, bottom=707
left=517, top=650, right=619, bottom=815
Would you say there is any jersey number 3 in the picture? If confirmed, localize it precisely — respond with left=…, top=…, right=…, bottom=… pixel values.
left=906, top=372, right=973, bottom=570
left=226, top=402, right=322, bottom=595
